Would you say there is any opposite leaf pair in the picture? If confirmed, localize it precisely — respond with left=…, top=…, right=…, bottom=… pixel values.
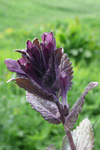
left=26, top=82, right=98, bottom=130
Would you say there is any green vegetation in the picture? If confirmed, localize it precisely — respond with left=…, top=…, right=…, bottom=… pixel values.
left=0, top=0, right=100, bottom=31
left=0, top=0, right=100, bottom=150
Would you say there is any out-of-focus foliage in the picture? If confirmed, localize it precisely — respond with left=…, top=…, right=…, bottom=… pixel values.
left=0, top=19, right=100, bottom=150
left=40, top=19, right=100, bottom=62
left=1, top=19, right=100, bottom=62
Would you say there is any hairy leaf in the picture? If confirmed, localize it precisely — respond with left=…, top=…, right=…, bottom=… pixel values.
left=26, top=92, right=61, bottom=124
left=62, top=118, right=94, bottom=150
left=65, top=82, right=98, bottom=130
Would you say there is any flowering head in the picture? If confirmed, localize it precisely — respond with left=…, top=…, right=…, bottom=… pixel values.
left=5, top=31, right=74, bottom=124
left=5, top=31, right=73, bottom=105
left=5, top=31, right=98, bottom=150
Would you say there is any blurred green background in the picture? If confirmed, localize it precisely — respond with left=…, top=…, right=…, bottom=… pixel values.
left=0, top=0, right=100, bottom=150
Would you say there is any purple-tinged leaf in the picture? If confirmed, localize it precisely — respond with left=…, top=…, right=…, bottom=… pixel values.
left=46, top=145, right=57, bottom=150
left=10, top=78, right=56, bottom=102
left=62, top=119, right=94, bottom=150
left=65, top=82, right=98, bottom=130
left=26, top=92, right=61, bottom=124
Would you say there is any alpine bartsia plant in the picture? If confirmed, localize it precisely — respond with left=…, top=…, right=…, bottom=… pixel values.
left=5, top=32, right=98, bottom=150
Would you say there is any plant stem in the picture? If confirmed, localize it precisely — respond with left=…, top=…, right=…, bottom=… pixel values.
left=56, top=99, right=76, bottom=150
left=65, top=129, right=76, bottom=150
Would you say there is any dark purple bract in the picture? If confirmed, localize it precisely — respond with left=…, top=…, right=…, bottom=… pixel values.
left=5, top=32, right=73, bottom=122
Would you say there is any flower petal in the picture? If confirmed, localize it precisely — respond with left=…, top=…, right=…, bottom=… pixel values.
left=60, top=54, right=73, bottom=109
left=40, top=43, right=51, bottom=67
left=26, top=40, right=33, bottom=49
left=40, top=32, right=56, bottom=66
left=60, top=74, right=70, bottom=115
left=33, top=38, right=40, bottom=49
left=17, top=60, right=42, bottom=85
left=16, top=48, right=45, bottom=84
left=5, top=59, right=25, bottom=74
left=41, top=31, right=56, bottom=50
left=26, top=43, right=46, bottom=74
left=42, top=48, right=63, bottom=94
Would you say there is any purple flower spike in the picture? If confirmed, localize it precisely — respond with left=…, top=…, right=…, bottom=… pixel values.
left=5, top=32, right=73, bottom=124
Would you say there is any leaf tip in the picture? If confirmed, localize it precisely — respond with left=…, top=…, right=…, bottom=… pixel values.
left=89, top=82, right=99, bottom=89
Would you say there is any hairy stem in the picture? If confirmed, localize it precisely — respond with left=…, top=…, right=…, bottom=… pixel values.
left=65, top=129, right=76, bottom=150
left=56, top=99, right=76, bottom=150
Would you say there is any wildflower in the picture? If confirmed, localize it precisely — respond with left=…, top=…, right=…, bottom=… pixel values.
left=5, top=31, right=98, bottom=150
left=5, top=32, right=73, bottom=122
